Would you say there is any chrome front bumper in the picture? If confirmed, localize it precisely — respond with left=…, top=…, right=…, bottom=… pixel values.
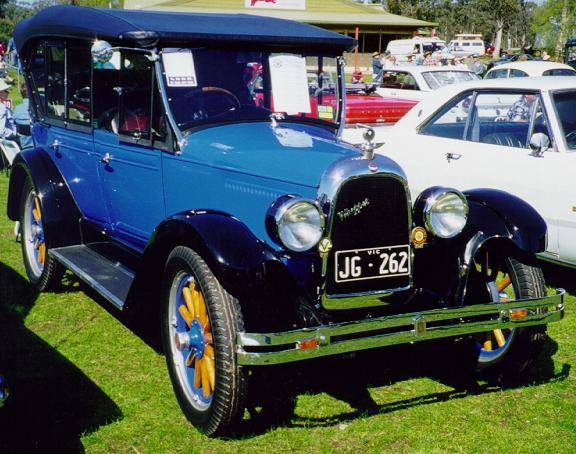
left=236, top=289, right=565, bottom=366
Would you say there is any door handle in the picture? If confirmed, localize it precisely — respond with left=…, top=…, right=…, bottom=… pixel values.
left=445, top=152, right=462, bottom=162
left=101, top=153, right=111, bottom=164
left=50, top=139, right=60, bottom=151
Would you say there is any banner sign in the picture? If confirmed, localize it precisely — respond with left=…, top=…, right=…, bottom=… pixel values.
left=245, top=0, right=306, bottom=10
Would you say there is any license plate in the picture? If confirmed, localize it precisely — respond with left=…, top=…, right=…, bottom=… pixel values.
left=335, top=245, right=410, bottom=283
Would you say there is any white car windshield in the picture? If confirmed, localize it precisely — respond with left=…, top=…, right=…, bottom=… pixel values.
left=553, top=90, right=576, bottom=150
left=422, top=71, right=480, bottom=90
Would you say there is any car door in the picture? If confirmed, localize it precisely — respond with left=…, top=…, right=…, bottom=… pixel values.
left=93, top=50, right=165, bottom=249
left=383, top=91, right=475, bottom=201
left=433, top=91, right=560, bottom=257
left=30, top=40, right=110, bottom=226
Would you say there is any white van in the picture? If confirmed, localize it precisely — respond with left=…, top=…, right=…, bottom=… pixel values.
left=449, top=34, right=485, bottom=57
left=386, top=37, right=447, bottom=63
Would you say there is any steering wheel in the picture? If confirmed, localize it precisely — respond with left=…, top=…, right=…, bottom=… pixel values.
left=201, top=86, right=241, bottom=109
left=179, top=86, right=242, bottom=127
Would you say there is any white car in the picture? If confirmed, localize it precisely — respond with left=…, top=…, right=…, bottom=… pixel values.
left=485, top=61, right=576, bottom=79
left=379, top=77, right=576, bottom=266
left=376, top=65, right=480, bottom=101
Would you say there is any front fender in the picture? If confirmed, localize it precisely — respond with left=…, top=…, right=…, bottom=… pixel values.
left=7, top=148, right=81, bottom=248
left=135, top=211, right=312, bottom=330
left=463, top=188, right=547, bottom=255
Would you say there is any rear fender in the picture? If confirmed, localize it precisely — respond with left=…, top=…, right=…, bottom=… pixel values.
left=7, top=148, right=81, bottom=248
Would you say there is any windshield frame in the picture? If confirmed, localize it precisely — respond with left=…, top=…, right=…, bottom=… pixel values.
left=421, top=70, right=479, bottom=90
left=157, top=47, right=345, bottom=140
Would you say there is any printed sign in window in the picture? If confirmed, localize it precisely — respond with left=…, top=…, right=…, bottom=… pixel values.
left=269, top=54, right=311, bottom=115
left=162, top=50, right=198, bottom=87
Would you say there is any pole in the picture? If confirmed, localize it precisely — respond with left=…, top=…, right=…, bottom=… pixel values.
left=354, top=26, right=359, bottom=70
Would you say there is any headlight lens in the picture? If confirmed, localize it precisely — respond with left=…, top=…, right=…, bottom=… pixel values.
left=275, top=199, right=324, bottom=252
left=425, top=190, right=468, bottom=238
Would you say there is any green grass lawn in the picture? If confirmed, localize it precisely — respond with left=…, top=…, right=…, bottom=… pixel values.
left=0, top=173, right=575, bottom=452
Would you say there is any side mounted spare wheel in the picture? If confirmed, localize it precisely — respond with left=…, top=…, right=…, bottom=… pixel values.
left=161, top=246, right=248, bottom=437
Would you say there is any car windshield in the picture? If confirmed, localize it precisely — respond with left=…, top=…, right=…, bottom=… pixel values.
left=552, top=90, right=576, bottom=150
left=161, top=48, right=340, bottom=131
left=422, top=42, right=446, bottom=53
left=421, top=71, right=480, bottom=90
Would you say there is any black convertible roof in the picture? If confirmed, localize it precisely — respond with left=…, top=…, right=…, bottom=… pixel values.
left=14, top=6, right=357, bottom=56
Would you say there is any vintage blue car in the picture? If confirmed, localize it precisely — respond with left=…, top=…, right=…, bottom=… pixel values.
left=8, top=6, right=564, bottom=436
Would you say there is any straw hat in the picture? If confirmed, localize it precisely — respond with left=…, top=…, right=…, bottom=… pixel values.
left=372, top=51, right=381, bottom=57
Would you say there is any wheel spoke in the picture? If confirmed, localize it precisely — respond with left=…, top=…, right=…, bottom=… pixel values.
left=185, top=350, right=195, bottom=367
left=205, top=344, right=214, bottom=360
left=178, top=305, right=193, bottom=327
left=204, top=355, right=216, bottom=390
left=200, top=357, right=212, bottom=397
left=197, top=292, right=208, bottom=327
left=38, top=243, right=46, bottom=265
left=483, top=333, right=492, bottom=351
left=194, top=357, right=202, bottom=389
left=498, top=275, right=511, bottom=292
left=204, top=332, right=213, bottom=345
left=494, top=329, right=506, bottom=348
left=33, top=197, right=41, bottom=222
left=182, top=287, right=196, bottom=318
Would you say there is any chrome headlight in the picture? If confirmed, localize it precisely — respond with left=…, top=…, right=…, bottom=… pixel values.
left=267, top=196, right=324, bottom=252
left=423, top=189, right=468, bottom=238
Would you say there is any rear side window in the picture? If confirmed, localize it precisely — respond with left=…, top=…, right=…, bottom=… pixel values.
left=28, top=43, right=46, bottom=115
left=543, top=68, right=576, bottom=76
left=67, top=43, right=91, bottom=125
left=46, top=43, right=65, bottom=120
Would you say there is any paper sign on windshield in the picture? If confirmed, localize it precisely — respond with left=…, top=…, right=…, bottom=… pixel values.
left=269, top=54, right=311, bottom=115
left=162, top=50, right=198, bottom=87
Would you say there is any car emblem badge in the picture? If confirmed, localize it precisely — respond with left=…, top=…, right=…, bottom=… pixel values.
left=368, top=162, right=378, bottom=173
left=337, top=198, right=370, bottom=221
left=413, top=316, right=426, bottom=338
left=318, top=238, right=333, bottom=256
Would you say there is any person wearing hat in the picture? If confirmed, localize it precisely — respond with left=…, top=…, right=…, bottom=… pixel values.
left=372, top=51, right=384, bottom=84
left=542, top=51, right=551, bottom=61
left=13, top=84, right=32, bottom=149
left=0, top=79, right=16, bottom=140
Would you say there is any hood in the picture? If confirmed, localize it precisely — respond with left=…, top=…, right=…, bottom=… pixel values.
left=181, top=122, right=359, bottom=188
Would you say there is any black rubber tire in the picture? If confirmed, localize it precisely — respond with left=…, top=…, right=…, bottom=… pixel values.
left=161, top=246, right=247, bottom=437
left=19, top=177, right=64, bottom=291
left=478, top=257, right=548, bottom=377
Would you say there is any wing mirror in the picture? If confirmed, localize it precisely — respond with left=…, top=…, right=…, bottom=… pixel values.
left=529, top=132, right=550, bottom=157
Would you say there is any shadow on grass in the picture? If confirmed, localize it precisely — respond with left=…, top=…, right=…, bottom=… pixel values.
left=235, top=334, right=569, bottom=437
left=542, top=261, right=576, bottom=294
left=0, top=262, right=122, bottom=452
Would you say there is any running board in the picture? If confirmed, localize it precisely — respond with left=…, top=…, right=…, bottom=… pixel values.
left=50, top=245, right=135, bottom=310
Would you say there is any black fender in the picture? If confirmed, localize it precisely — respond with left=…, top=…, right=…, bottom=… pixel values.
left=7, top=148, right=81, bottom=248
left=413, top=187, right=546, bottom=306
left=133, top=210, right=313, bottom=331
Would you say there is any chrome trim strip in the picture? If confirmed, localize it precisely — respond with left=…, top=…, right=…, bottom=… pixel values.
left=316, top=155, right=413, bottom=310
left=236, top=289, right=565, bottom=365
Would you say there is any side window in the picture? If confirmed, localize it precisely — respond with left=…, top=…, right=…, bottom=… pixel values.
left=151, top=84, right=168, bottom=146
left=93, top=51, right=121, bottom=132
left=46, top=44, right=65, bottom=120
left=381, top=71, right=418, bottom=90
left=509, top=69, right=528, bottom=78
left=67, top=43, right=91, bottom=125
left=472, top=92, right=540, bottom=148
left=420, top=92, right=474, bottom=140
left=93, top=50, right=155, bottom=142
left=486, top=69, right=508, bottom=79
left=119, top=51, right=152, bottom=140
left=28, top=42, right=46, bottom=115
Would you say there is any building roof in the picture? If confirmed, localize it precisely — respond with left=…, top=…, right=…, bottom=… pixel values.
left=14, top=5, right=357, bottom=55
left=124, top=0, right=435, bottom=28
